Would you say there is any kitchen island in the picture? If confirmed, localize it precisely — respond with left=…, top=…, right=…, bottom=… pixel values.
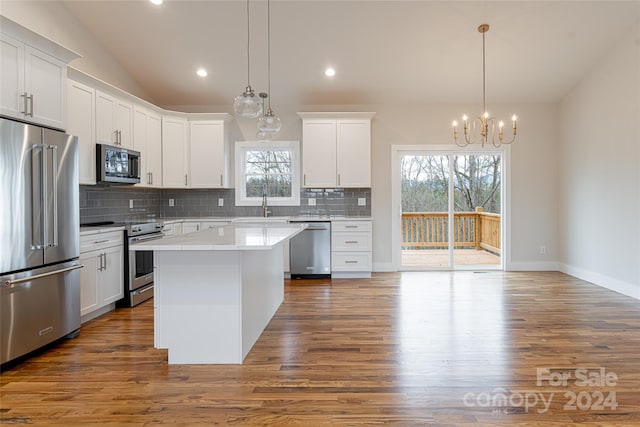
left=129, top=223, right=305, bottom=364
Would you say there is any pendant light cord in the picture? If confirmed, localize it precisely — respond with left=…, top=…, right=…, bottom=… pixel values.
left=482, top=30, right=486, bottom=115
left=267, top=0, right=272, bottom=110
left=246, top=0, right=251, bottom=87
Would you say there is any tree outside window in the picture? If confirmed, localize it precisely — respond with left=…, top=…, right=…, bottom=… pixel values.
left=235, top=141, right=300, bottom=206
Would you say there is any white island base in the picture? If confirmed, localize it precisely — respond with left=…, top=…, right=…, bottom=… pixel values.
left=154, top=247, right=284, bottom=364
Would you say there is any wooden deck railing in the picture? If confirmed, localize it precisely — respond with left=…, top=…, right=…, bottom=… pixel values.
left=402, top=208, right=500, bottom=254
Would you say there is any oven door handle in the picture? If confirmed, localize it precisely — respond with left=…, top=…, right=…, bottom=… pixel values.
left=130, top=233, right=165, bottom=243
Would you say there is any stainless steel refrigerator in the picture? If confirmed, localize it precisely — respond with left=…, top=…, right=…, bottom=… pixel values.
left=0, top=117, right=82, bottom=365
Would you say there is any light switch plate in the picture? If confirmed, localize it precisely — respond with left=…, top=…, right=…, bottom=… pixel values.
left=169, top=198, right=175, bottom=207
left=218, top=198, right=224, bottom=207
left=308, top=198, right=316, bottom=206
left=358, top=197, right=366, bottom=206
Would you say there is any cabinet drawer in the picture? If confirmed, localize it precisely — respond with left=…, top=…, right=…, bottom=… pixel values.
left=332, top=252, right=372, bottom=271
left=200, top=221, right=229, bottom=230
left=332, top=221, right=371, bottom=232
left=331, top=232, right=372, bottom=251
left=80, top=230, right=123, bottom=253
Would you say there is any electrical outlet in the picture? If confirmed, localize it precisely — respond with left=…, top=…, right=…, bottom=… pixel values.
left=169, top=198, right=175, bottom=207
left=129, top=199, right=134, bottom=209
left=308, top=198, right=316, bottom=206
left=218, top=198, right=224, bottom=207
left=358, top=197, right=366, bottom=206
left=540, top=245, right=546, bottom=255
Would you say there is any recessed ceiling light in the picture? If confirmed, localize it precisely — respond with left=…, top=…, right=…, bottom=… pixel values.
left=325, top=67, right=336, bottom=77
left=196, top=68, right=208, bottom=77
left=149, top=0, right=163, bottom=5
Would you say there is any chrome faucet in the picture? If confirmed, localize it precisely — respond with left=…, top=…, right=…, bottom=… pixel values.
left=262, top=192, right=271, bottom=218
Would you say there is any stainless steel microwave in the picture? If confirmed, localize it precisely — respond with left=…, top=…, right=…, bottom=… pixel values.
left=96, top=144, right=141, bottom=184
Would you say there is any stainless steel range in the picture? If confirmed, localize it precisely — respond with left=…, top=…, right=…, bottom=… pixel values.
left=122, top=221, right=164, bottom=307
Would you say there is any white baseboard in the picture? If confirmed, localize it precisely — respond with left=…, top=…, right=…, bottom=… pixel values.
left=81, top=303, right=115, bottom=324
left=559, top=263, right=640, bottom=300
left=506, top=261, right=559, bottom=271
left=373, top=262, right=396, bottom=272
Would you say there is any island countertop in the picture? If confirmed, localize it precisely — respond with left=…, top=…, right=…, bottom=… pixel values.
left=129, top=223, right=306, bottom=251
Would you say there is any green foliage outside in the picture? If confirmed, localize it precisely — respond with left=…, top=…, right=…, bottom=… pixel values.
left=401, top=155, right=501, bottom=214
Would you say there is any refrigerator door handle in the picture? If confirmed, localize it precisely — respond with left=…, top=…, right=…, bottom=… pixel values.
left=3, top=264, right=84, bottom=287
left=47, top=145, right=58, bottom=248
left=31, top=144, right=46, bottom=250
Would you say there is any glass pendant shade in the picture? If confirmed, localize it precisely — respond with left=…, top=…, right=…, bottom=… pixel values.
left=258, top=108, right=281, bottom=134
left=256, top=130, right=273, bottom=142
left=233, top=86, right=263, bottom=118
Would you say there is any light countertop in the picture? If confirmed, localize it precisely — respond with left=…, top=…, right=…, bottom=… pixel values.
left=80, top=225, right=125, bottom=236
left=130, top=223, right=306, bottom=251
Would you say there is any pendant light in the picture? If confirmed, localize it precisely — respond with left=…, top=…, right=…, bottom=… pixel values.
left=452, top=24, right=517, bottom=147
left=257, top=0, right=281, bottom=136
left=233, top=0, right=262, bottom=118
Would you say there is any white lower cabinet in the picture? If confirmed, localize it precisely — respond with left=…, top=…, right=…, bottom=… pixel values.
left=162, top=222, right=182, bottom=237
left=182, top=220, right=229, bottom=234
left=331, top=220, right=372, bottom=278
left=79, top=230, right=124, bottom=321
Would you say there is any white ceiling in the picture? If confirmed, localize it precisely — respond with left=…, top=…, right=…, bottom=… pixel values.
left=62, top=0, right=640, bottom=108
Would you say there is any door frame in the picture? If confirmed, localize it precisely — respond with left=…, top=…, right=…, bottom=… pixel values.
left=391, top=144, right=511, bottom=271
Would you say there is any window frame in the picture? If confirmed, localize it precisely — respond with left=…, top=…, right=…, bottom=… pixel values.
left=234, top=140, right=301, bottom=206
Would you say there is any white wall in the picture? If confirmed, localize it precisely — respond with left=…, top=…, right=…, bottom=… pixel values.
left=0, top=1, right=153, bottom=102
left=367, top=103, right=560, bottom=271
left=559, top=23, right=640, bottom=299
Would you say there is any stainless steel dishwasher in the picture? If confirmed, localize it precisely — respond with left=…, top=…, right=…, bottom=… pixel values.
left=289, top=221, right=331, bottom=279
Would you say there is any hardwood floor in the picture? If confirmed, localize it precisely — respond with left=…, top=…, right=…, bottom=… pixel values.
left=1, top=272, right=639, bottom=426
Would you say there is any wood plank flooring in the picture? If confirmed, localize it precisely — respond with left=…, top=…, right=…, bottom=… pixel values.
left=1, top=272, right=639, bottom=426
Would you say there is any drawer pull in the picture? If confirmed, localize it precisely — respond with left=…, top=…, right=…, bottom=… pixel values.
left=93, top=239, right=109, bottom=244
left=345, top=240, right=359, bottom=244
left=345, top=260, right=359, bottom=264
left=345, top=225, right=358, bottom=229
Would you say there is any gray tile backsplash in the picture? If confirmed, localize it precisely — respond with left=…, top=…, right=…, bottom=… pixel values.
left=80, top=186, right=371, bottom=224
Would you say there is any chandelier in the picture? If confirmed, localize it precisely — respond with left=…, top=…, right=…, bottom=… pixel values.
left=233, top=0, right=262, bottom=118
left=453, top=24, right=517, bottom=147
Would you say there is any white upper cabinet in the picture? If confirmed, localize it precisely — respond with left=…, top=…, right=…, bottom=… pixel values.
left=146, top=112, right=163, bottom=188
left=96, top=90, right=133, bottom=148
left=67, top=79, right=96, bottom=184
left=301, top=119, right=337, bottom=188
left=299, top=112, right=375, bottom=188
left=189, top=120, right=230, bottom=188
left=1, top=17, right=79, bottom=130
left=336, top=119, right=372, bottom=187
left=134, top=106, right=163, bottom=188
left=162, top=116, right=189, bottom=188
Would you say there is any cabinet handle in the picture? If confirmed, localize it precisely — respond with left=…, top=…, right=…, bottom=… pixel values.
left=185, top=174, right=188, bottom=186
left=118, top=130, right=122, bottom=145
left=104, top=252, right=107, bottom=270
left=150, top=172, right=153, bottom=185
left=303, top=174, right=306, bottom=186
left=113, top=130, right=118, bottom=145
left=21, top=92, right=28, bottom=115
left=338, top=174, right=341, bottom=186
left=345, top=260, right=359, bottom=264
left=345, top=225, right=358, bottom=229
left=93, top=239, right=109, bottom=244
left=220, top=174, right=223, bottom=186
left=345, top=241, right=359, bottom=244
left=27, top=94, right=34, bottom=117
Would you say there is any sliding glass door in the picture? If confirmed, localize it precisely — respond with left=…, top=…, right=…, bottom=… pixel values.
left=400, top=152, right=503, bottom=269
